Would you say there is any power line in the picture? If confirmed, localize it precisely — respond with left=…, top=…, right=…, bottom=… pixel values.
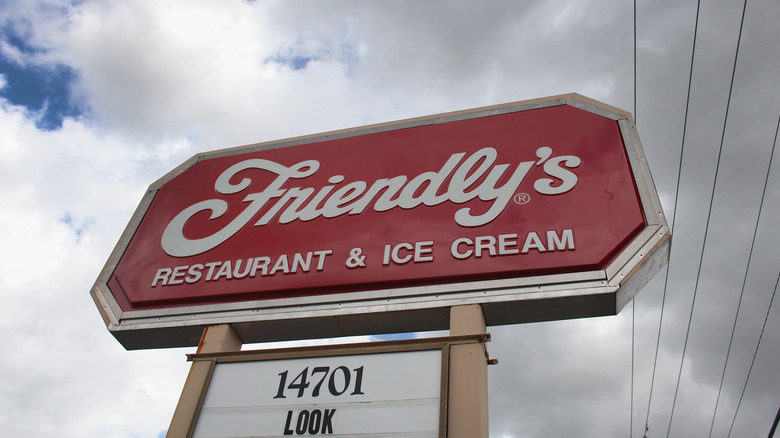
left=710, top=114, right=778, bottom=436
left=632, top=299, right=636, bottom=438
left=633, top=0, right=637, bottom=123
left=667, top=0, right=749, bottom=435
left=726, top=116, right=780, bottom=437
left=726, top=272, right=779, bottom=437
left=767, top=403, right=780, bottom=438
left=642, top=0, right=702, bottom=435
left=631, top=0, right=637, bottom=436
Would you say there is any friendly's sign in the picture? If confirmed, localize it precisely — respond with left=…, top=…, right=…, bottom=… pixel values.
left=91, top=94, right=670, bottom=349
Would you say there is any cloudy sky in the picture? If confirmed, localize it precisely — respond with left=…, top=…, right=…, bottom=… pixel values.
left=1, top=1, right=778, bottom=437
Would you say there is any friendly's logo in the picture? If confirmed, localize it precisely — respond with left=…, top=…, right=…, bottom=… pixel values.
left=162, top=146, right=581, bottom=257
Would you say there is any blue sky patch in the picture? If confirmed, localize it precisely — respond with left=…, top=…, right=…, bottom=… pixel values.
left=371, top=332, right=417, bottom=342
left=1, top=27, right=84, bottom=130
left=267, top=53, right=319, bottom=71
left=59, top=212, right=94, bottom=243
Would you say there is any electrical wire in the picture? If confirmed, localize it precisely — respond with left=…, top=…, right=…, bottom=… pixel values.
left=633, top=0, right=637, bottom=123
left=726, top=117, right=780, bottom=436
left=632, top=299, right=636, bottom=438
left=642, top=0, right=702, bottom=435
left=631, top=0, right=637, bottom=436
left=710, top=114, right=778, bottom=437
left=726, top=272, right=779, bottom=437
left=666, top=1, right=749, bottom=435
left=766, top=402, right=780, bottom=438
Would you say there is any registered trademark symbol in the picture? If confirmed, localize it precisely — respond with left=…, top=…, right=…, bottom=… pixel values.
left=514, top=193, right=531, bottom=205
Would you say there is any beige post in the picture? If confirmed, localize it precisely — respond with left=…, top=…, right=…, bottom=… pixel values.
left=448, top=304, right=489, bottom=438
left=167, top=324, right=243, bottom=438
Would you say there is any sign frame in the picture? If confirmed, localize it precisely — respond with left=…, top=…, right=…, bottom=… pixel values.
left=91, top=94, right=670, bottom=350
left=180, top=335, right=488, bottom=438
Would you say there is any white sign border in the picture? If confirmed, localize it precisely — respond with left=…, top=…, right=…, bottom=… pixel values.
left=91, top=94, right=670, bottom=350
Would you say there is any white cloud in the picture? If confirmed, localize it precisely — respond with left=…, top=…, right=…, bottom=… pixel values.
left=44, top=0, right=372, bottom=147
left=0, top=97, right=194, bottom=437
left=0, top=39, right=27, bottom=66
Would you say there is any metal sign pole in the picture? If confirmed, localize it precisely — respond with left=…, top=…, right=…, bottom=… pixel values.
left=448, top=304, right=489, bottom=438
left=167, top=324, right=243, bottom=438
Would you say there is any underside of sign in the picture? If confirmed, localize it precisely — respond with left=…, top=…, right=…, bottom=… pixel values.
left=91, top=93, right=670, bottom=350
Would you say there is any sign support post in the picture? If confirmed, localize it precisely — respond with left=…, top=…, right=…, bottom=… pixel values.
left=167, top=324, right=242, bottom=438
left=448, top=304, right=489, bottom=438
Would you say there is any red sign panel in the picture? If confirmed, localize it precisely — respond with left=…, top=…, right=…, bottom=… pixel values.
left=92, top=95, right=670, bottom=349
left=109, top=104, right=645, bottom=311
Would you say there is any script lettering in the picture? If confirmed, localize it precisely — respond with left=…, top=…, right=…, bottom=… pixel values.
left=162, top=147, right=581, bottom=257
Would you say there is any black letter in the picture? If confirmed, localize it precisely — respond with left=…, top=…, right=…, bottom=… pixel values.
left=296, top=410, right=310, bottom=435
left=283, top=410, right=294, bottom=435
left=321, top=409, right=336, bottom=434
left=308, top=409, right=322, bottom=434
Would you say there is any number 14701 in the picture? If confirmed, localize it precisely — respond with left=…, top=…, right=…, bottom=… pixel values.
left=274, top=366, right=365, bottom=399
